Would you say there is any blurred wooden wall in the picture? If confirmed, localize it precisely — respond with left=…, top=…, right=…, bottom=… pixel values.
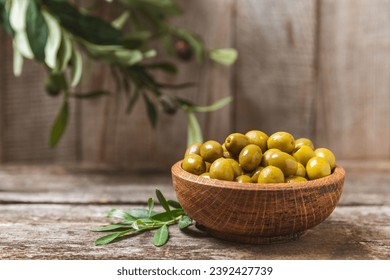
left=0, top=0, right=389, bottom=171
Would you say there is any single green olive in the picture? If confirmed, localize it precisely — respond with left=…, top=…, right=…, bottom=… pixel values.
left=184, top=142, right=201, bottom=157
left=306, top=156, right=331, bottom=180
left=200, top=140, right=223, bottom=163
left=296, top=162, right=306, bottom=177
left=235, top=175, right=252, bottom=183
left=261, top=148, right=281, bottom=167
left=239, top=144, right=263, bottom=172
left=267, top=132, right=295, bottom=154
left=250, top=166, right=264, bottom=183
left=295, top=138, right=314, bottom=150
left=293, top=145, right=315, bottom=166
left=226, top=158, right=243, bottom=178
left=200, top=172, right=211, bottom=179
left=222, top=143, right=234, bottom=159
left=224, top=133, right=249, bottom=155
left=182, top=154, right=206, bottom=175
left=245, top=130, right=268, bottom=152
left=315, top=148, right=336, bottom=169
left=267, top=151, right=298, bottom=177
left=209, top=158, right=235, bottom=181
left=285, top=176, right=307, bottom=183
left=258, top=166, right=285, bottom=184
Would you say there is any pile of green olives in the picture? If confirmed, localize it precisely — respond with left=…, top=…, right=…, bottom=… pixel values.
left=181, top=130, right=337, bottom=184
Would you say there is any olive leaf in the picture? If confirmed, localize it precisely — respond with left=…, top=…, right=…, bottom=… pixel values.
left=152, top=224, right=169, bottom=247
left=187, top=111, right=203, bottom=147
left=49, top=99, right=68, bottom=148
left=209, top=48, right=238, bottom=65
left=93, top=189, right=191, bottom=247
left=26, top=0, right=48, bottom=62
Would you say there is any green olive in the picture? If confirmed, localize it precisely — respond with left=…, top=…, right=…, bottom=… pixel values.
left=267, top=132, right=295, bottom=154
left=226, top=159, right=243, bottom=178
left=296, top=162, right=306, bottom=177
left=200, top=172, right=211, bottom=179
left=267, top=151, right=298, bottom=177
left=286, top=176, right=307, bottom=183
left=224, top=133, right=249, bottom=155
left=258, top=166, right=285, bottom=184
left=184, top=142, right=202, bottom=156
left=245, top=130, right=268, bottom=152
left=293, top=145, right=315, bottom=166
left=235, top=175, right=252, bottom=183
left=239, top=144, right=263, bottom=172
left=222, top=143, right=234, bottom=159
left=250, top=166, right=264, bottom=183
left=182, top=154, right=206, bottom=175
left=200, top=140, right=223, bottom=163
left=315, top=148, right=336, bottom=169
left=261, top=148, right=280, bottom=166
left=209, top=158, right=235, bottom=181
left=295, top=138, right=314, bottom=150
left=306, top=156, right=331, bottom=180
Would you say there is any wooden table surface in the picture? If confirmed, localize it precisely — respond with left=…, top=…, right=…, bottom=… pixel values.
left=0, top=162, right=389, bottom=260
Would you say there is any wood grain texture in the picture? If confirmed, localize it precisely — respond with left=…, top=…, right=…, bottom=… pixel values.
left=172, top=161, right=345, bottom=244
left=0, top=204, right=388, bottom=260
left=316, top=0, right=390, bottom=159
left=0, top=164, right=389, bottom=259
left=79, top=0, right=234, bottom=171
left=0, top=33, right=78, bottom=164
left=234, top=0, right=317, bottom=138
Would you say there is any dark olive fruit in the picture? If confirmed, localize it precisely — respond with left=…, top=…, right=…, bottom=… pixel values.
left=261, top=148, right=280, bottom=167
left=184, top=142, right=201, bottom=157
left=200, top=140, right=223, bottom=163
left=235, top=175, right=252, bottom=183
left=226, top=159, right=243, bottom=178
left=296, top=162, right=306, bottom=177
left=267, top=132, right=295, bottom=154
left=315, top=148, right=336, bottom=169
left=239, top=144, right=263, bottom=172
left=267, top=151, right=298, bottom=177
left=258, top=166, right=285, bottom=184
left=245, top=130, right=268, bottom=152
left=182, top=154, right=206, bottom=175
left=295, top=138, right=314, bottom=150
left=222, top=143, right=234, bottom=159
left=174, top=39, right=193, bottom=61
left=224, top=133, right=249, bottom=155
left=286, top=176, right=307, bottom=183
left=293, top=145, right=315, bottom=166
left=44, top=75, right=62, bottom=96
left=200, top=172, right=211, bottom=179
left=159, top=95, right=178, bottom=115
left=250, top=166, right=264, bottom=183
left=306, top=156, right=331, bottom=180
left=209, top=158, right=235, bottom=181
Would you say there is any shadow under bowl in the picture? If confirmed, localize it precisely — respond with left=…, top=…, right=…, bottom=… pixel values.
left=171, top=161, right=345, bottom=244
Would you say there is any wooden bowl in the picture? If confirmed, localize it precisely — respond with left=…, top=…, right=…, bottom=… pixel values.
left=171, top=161, right=345, bottom=244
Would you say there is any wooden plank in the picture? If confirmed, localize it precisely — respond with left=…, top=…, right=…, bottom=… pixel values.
left=0, top=30, right=5, bottom=163
left=0, top=33, right=78, bottom=164
left=234, top=0, right=317, bottom=138
left=0, top=204, right=388, bottom=259
left=0, top=162, right=389, bottom=206
left=316, top=0, right=390, bottom=160
left=79, top=0, right=234, bottom=171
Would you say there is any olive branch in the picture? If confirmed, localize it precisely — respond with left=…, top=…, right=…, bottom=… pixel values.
left=0, top=0, right=237, bottom=147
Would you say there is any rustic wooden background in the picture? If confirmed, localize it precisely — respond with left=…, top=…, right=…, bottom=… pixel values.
left=0, top=0, right=389, bottom=171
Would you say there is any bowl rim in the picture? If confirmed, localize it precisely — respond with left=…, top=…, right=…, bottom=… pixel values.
left=172, top=160, right=345, bottom=191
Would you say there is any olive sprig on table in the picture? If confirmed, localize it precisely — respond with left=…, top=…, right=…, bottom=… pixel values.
left=182, top=130, right=337, bottom=183
left=92, top=189, right=192, bottom=247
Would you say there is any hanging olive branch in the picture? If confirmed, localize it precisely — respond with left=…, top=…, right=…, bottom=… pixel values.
left=0, top=0, right=237, bottom=147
